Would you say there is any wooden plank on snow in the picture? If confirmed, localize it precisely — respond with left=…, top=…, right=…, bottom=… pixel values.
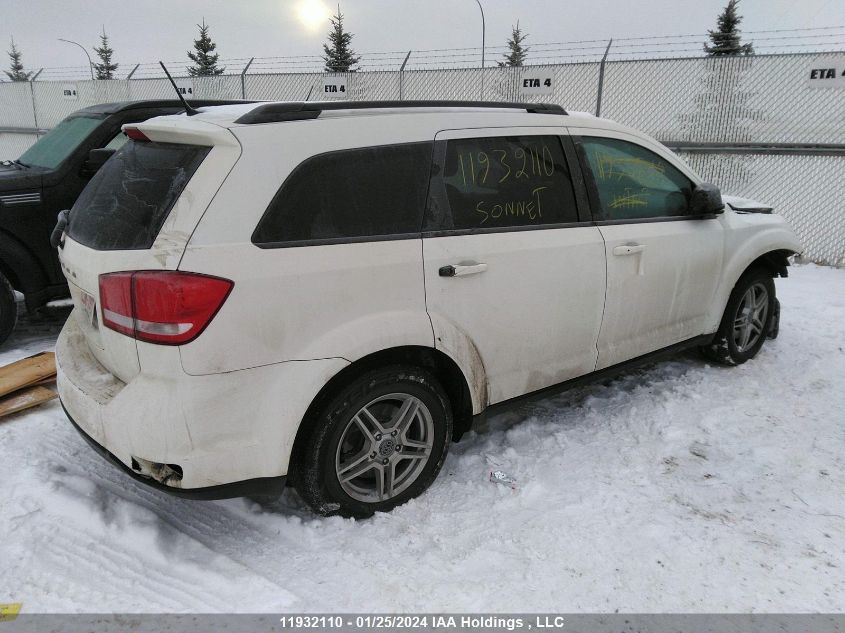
left=0, top=352, right=57, bottom=399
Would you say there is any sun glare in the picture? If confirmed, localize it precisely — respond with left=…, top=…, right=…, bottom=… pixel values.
left=296, top=0, right=332, bottom=32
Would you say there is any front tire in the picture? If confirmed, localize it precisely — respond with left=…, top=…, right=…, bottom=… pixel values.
left=293, top=365, right=452, bottom=518
left=0, top=272, right=18, bottom=346
left=701, top=267, right=775, bottom=365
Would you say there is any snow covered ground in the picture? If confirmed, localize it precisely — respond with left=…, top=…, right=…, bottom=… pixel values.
left=1, top=264, right=843, bottom=613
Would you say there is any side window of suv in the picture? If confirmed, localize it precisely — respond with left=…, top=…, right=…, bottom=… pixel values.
left=579, top=137, right=694, bottom=221
left=252, top=141, right=433, bottom=246
left=425, top=135, right=579, bottom=232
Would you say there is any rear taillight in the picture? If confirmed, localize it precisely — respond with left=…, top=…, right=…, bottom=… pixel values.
left=99, top=271, right=233, bottom=345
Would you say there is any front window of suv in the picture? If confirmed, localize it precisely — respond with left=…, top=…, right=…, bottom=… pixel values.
left=18, top=116, right=103, bottom=169
left=579, top=137, right=694, bottom=221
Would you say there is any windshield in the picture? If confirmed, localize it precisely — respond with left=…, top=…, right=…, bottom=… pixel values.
left=18, top=116, right=103, bottom=169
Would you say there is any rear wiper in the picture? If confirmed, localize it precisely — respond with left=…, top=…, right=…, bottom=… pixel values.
left=13, top=159, right=30, bottom=168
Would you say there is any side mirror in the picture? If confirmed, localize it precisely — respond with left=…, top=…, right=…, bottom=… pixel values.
left=80, top=148, right=115, bottom=177
left=689, top=182, right=724, bottom=216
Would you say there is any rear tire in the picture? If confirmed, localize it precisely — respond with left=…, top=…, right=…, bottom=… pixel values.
left=293, top=365, right=452, bottom=518
left=701, top=267, right=775, bottom=366
left=0, top=272, right=18, bottom=346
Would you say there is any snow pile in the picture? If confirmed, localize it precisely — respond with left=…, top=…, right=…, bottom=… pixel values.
left=0, top=264, right=843, bottom=613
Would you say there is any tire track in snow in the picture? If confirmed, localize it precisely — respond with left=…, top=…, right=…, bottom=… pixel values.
left=44, top=428, right=303, bottom=608
left=27, top=525, right=221, bottom=611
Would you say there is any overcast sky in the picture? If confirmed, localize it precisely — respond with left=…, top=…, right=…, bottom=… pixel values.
left=1, top=0, right=843, bottom=75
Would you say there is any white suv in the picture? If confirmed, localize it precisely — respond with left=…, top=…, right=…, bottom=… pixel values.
left=55, top=101, right=801, bottom=517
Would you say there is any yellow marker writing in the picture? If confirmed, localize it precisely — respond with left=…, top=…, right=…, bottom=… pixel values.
left=0, top=603, right=22, bottom=622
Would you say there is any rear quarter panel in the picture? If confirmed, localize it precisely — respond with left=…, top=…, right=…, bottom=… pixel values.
left=178, top=116, right=439, bottom=376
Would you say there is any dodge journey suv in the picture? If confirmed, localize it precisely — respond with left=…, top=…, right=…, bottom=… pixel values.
left=55, top=101, right=801, bottom=517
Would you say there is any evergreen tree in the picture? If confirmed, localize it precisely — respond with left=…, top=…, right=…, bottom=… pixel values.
left=93, top=28, right=118, bottom=80
left=498, top=21, right=529, bottom=67
left=5, top=38, right=32, bottom=82
left=704, top=0, right=754, bottom=56
left=322, top=6, right=360, bottom=72
left=187, top=19, right=225, bottom=76
left=681, top=0, right=760, bottom=187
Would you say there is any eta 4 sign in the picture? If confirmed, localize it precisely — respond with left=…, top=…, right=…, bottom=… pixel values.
left=61, top=84, right=78, bottom=100
left=807, top=57, right=845, bottom=88
left=519, top=73, right=554, bottom=96
left=175, top=78, right=194, bottom=96
left=322, top=76, right=348, bottom=98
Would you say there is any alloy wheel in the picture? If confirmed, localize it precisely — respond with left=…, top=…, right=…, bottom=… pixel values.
left=334, top=393, right=435, bottom=503
left=733, top=282, right=769, bottom=353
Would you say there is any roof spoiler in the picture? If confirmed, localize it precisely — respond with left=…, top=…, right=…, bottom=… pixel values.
left=234, top=100, right=567, bottom=125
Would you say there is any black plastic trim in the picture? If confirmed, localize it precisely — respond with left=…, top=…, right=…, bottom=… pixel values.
left=62, top=401, right=286, bottom=500
left=421, top=221, right=591, bottom=239
left=254, top=232, right=421, bottom=249
left=473, top=334, right=714, bottom=426
left=594, top=214, right=719, bottom=226
left=258, top=220, right=603, bottom=246
left=560, top=134, right=595, bottom=223
left=235, top=100, right=567, bottom=125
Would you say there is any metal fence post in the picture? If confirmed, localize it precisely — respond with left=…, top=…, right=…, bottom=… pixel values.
left=595, top=39, right=613, bottom=117
left=28, top=69, right=42, bottom=131
left=399, top=51, right=412, bottom=100
left=474, top=0, right=486, bottom=100
left=241, top=57, right=255, bottom=99
left=125, top=64, right=140, bottom=101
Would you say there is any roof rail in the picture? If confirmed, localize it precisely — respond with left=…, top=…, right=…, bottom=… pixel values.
left=234, top=100, right=566, bottom=125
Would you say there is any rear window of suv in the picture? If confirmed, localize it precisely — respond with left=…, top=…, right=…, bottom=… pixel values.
left=67, top=140, right=210, bottom=251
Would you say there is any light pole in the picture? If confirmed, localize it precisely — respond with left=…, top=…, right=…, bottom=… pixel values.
left=58, top=38, right=95, bottom=81
left=474, top=0, right=486, bottom=99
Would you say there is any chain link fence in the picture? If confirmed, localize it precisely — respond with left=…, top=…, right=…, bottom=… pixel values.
left=602, top=53, right=845, bottom=144
left=1, top=51, right=843, bottom=263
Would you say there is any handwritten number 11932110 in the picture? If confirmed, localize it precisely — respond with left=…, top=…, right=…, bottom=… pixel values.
left=457, top=143, right=555, bottom=190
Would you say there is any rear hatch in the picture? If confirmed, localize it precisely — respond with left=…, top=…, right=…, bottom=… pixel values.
left=58, top=116, right=241, bottom=383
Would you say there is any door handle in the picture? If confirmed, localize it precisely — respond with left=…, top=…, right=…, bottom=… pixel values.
left=612, top=244, right=645, bottom=256
left=612, top=244, right=645, bottom=275
left=439, top=263, right=488, bottom=277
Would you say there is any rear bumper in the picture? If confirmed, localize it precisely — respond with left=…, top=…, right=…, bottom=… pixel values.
left=56, top=309, right=348, bottom=494
left=63, top=400, right=286, bottom=499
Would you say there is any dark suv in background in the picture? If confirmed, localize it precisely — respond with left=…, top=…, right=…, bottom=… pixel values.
left=0, top=100, right=247, bottom=345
